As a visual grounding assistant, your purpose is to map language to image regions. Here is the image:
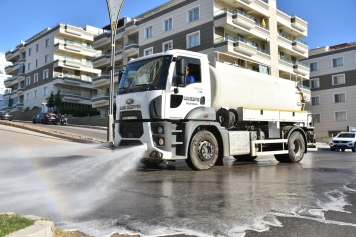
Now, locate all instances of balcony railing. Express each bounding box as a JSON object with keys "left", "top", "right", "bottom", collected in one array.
[
  {"left": 214, "top": 36, "right": 258, "bottom": 48},
  {"left": 257, "top": 47, "right": 270, "bottom": 55},
  {"left": 115, "top": 47, "right": 124, "bottom": 53},
  {"left": 235, "top": 9, "right": 255, "bottom": 21},
  {"left": 92, "top": 93, "right": 109, "bottom": 99},
  {"left": 53, "top": 90, "right": 92, "bottom": 99},
  {"left": 125, "top": 40, "right": 138, "bottom": 47},
  {"left": 296, "top": 61, "right": 309, "bottom": 68},
  {"left": 295, "top": 38, "right": 308, "bottom": 46},
  {"left": 93, "top": 51, "right": 111, "bottom": 58},
  {"left": 93, "top": 72, "right": 110, "bottom": 79},
  {"left": 279, "top": 56, "right": 293, "bottom": 64},
  {"left": 278, "top": 32, "right": 292, "bottom": 41},
  {"left": 54, "top": 74, "right": 92, "bottom": 82},
  {"left": 255, "top": 22, "right": 269, "bottom": 31}
]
